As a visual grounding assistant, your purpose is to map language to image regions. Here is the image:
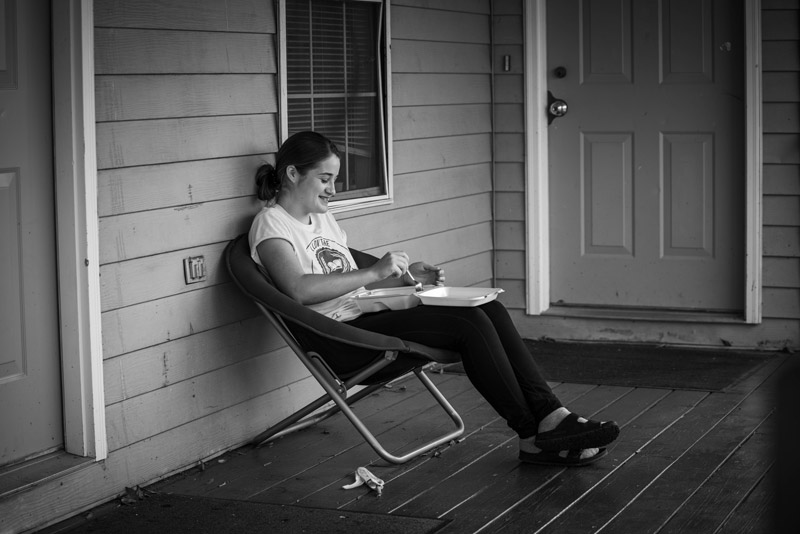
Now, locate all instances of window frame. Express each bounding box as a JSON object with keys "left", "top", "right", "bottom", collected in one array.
[{"left": 277, "top": 0, "right": 394, "bottom": 212}]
